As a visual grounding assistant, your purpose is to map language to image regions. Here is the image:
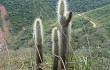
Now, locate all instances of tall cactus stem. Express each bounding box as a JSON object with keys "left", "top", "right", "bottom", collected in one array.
[
  {"left": 57, "top": 0, "right": 72, "bottom": 69},
  {"left": 33, "top": 18, "right": 43, "bottom": 70}
]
